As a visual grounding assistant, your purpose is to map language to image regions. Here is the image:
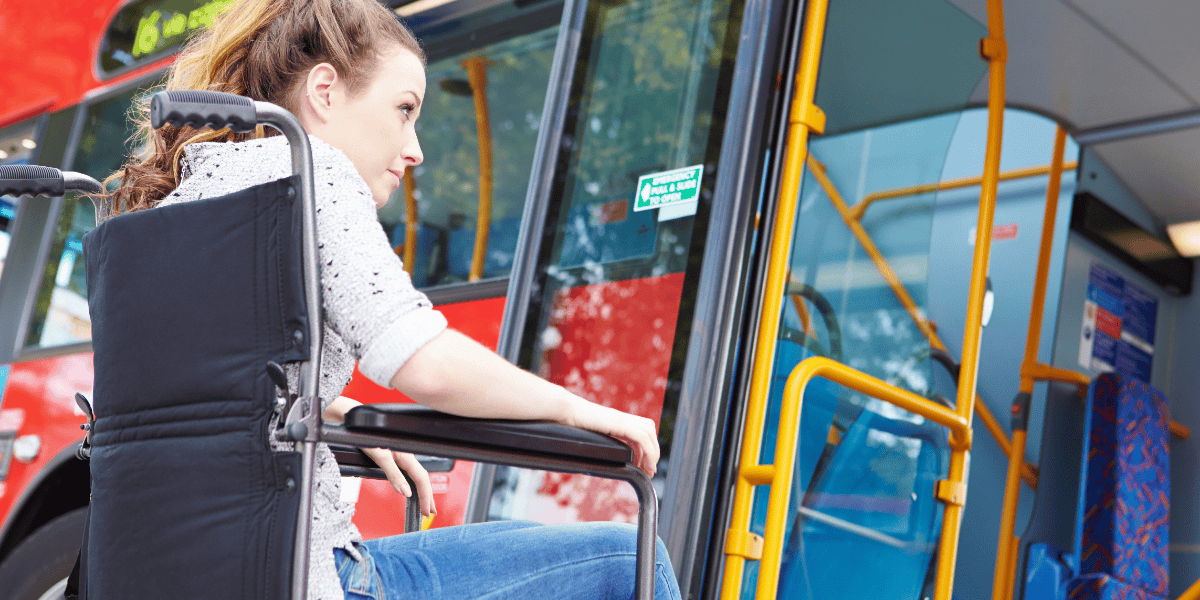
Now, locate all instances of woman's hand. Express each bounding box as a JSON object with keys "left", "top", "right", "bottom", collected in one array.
[
  {"left": 323, "top": 396, "right": 435, "bottom": 516},
  {"left": 360, "top": 447, "right": 437, "bottom": 517},
  {"left": 565, "top": 398, "right": 660, "bottom": 477}
]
